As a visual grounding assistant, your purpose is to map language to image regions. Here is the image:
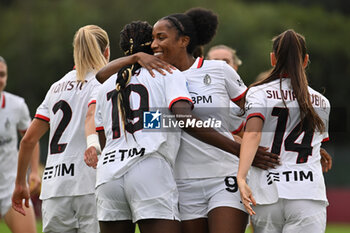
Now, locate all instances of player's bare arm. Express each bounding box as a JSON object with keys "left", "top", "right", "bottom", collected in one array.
[
  {"left": 13, "top": 119, "right": 49, "bottom": 215},
  {"left": 96, "top": 52, "right": 175, "bottom": 83},
  {"left": 171, "top": 100, "right": 279, "bottom": 169}
]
